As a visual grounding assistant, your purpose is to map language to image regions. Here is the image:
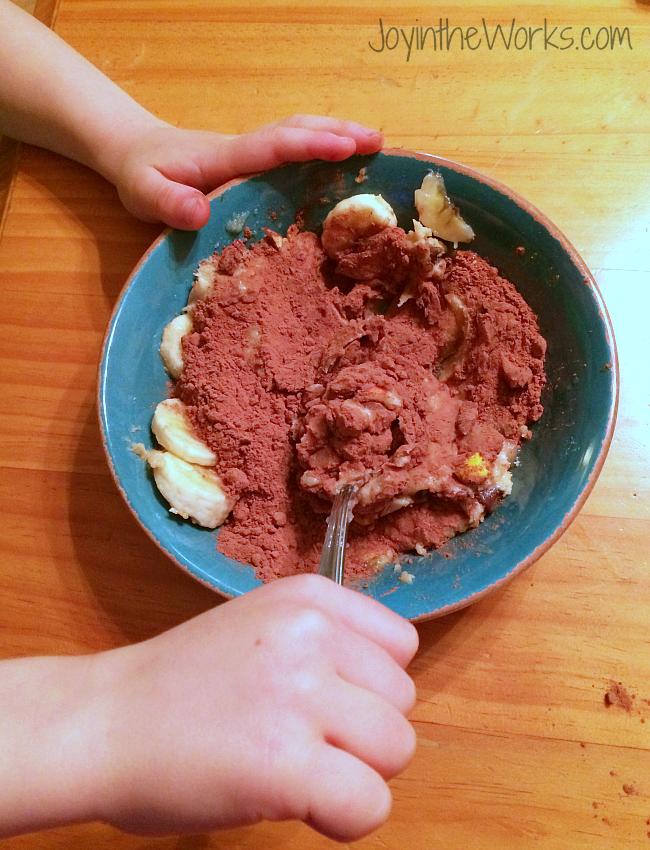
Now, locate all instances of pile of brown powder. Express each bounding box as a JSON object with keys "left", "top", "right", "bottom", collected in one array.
[{"left": 176, "top": 224, "right": 546, "bottom": 582}]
